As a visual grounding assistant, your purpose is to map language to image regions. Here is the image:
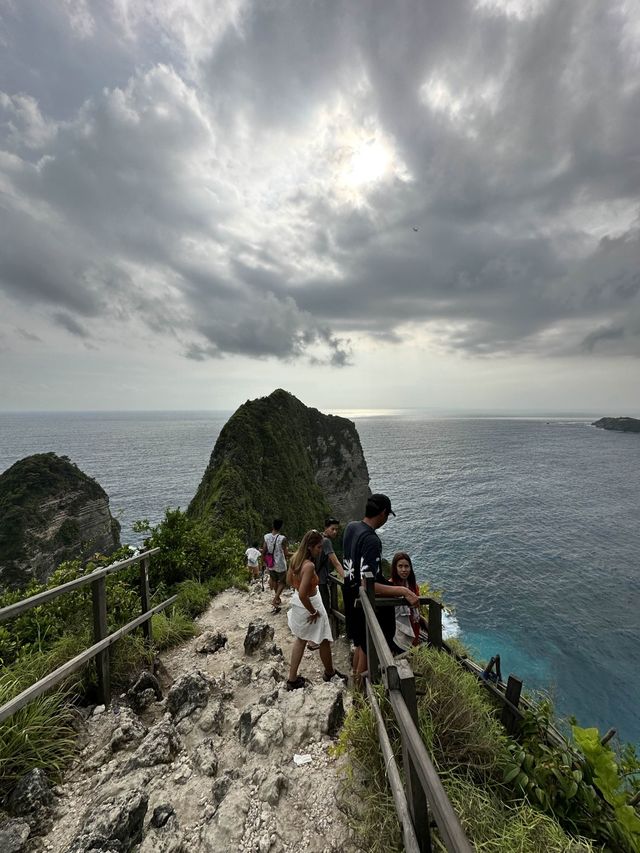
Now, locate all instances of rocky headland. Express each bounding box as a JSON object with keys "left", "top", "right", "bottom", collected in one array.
[
  {"left": 0, "top": 584, "right": 355, "bottom": 853},
  {"left": 592, "top": 416, "right": 640, "bottom": 433},
  {"left": 188, "top": 390, "right": 370, "bottom": 542},
  {"left": 0, "top": 453, "right": 121, "bottom": 592}
]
